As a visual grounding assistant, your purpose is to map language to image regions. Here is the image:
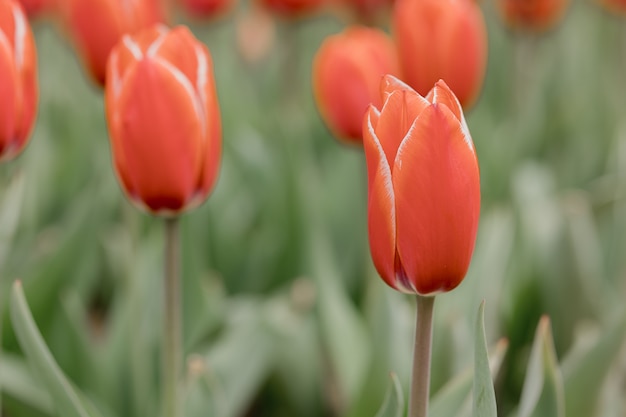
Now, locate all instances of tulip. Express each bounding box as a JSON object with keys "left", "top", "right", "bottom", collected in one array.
[
  {"left": 105, "top": 24, "right": 221, "bottom": 216},
  {"left": 18, "top": 0, "right": 55, "bottom": 17},
  {"left": 60, "top": 0, "right": 165, "bottom": 86},
  {"left": 598, "top": 0, "right": 626, "bottom": 15},
  {"left": 0, "top": 0, "right": 38, "bottom": 161},
  {"left": 177, "top": 0, "right": 235, "bottom": 19},
  {"left": 393, "top": 0, "right": 487, "bottom": 109},
  {"left": 313, "top": 26, "right": 398, "bottom": 144},
  {"left": 337, "top": 0, "right": 393, "bottom": 25},
  {"left": 496, "top": 0, "right": 569, "bottom": 31},
  {"left": 258, "top": 0, "right": 325, "bottom": 18},
  {"left": 363, "top": 75, "right": 480, "bottom": 295}
]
